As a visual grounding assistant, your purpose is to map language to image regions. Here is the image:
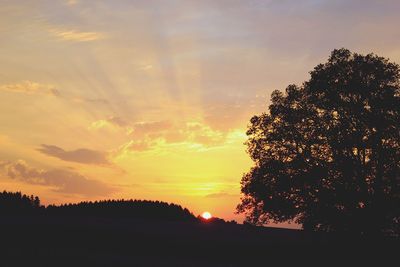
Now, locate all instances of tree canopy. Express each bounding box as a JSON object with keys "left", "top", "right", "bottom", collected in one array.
[{"left": 237, "top": 48, "right": 400, "bottom": 236}]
